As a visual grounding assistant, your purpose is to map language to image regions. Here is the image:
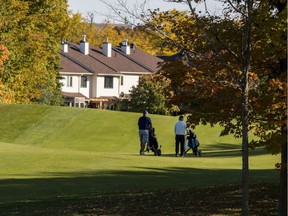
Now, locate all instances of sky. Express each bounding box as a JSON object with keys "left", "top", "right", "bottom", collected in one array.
[{"left": 67, "top": 0, "right": 223, "bottom": 23}]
